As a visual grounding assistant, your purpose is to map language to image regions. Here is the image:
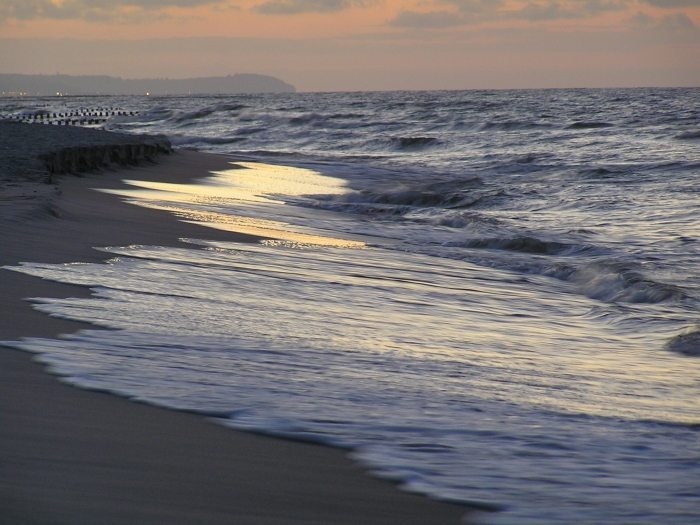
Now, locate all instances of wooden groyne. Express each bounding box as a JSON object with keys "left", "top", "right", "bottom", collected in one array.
[
  {"left": 40, "top": 141, "right": 172, "bottom": 179},
  {"left": 1, "top": 107, "right": 139, "bottom": 128},
  {"left": 0, "top": 121, "right": 172, "bottom": 184}
]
